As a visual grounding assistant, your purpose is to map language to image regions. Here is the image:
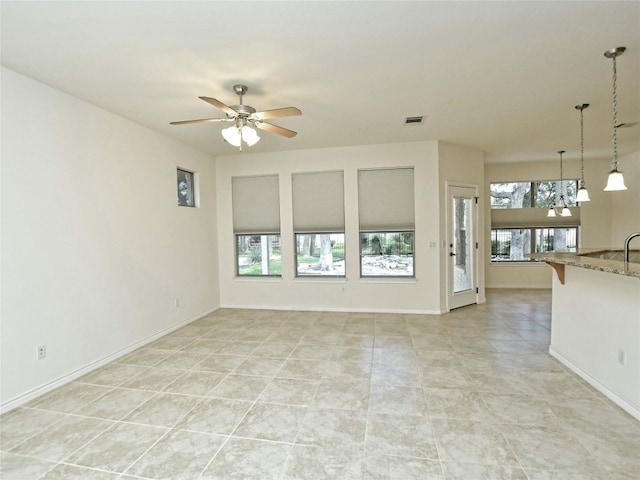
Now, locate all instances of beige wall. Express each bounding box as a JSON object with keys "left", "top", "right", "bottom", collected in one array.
[
  {"left": 438, "top": 142, "right": 486, "bottom": 307},
  {"left": 1, "top": 68, "right": 220, "bottom": 411},
  {"left": 216, "top": 142, "right": 442, "bottom": 313},
  {"left": 610, "top": 151, "right": 640, "bottom": 246}
]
